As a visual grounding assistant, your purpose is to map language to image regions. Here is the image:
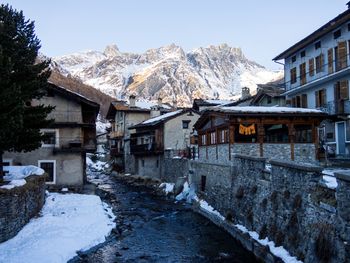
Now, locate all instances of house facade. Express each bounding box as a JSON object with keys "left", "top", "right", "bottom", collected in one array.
[
  {"left": 128, "top": 109, "right": 200, "bottom": 179},
  {"left": 273, "top": 5, "right": 350, "bottom": 156},
  {"left": 194, "top": 106, "right": 326, "bottom": 164},
  {"left": 4, "top": 82, "right": 100, "bottom": 188},
  {"left": 106, "top": 95, "right": 172, "bottom": 172}
]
